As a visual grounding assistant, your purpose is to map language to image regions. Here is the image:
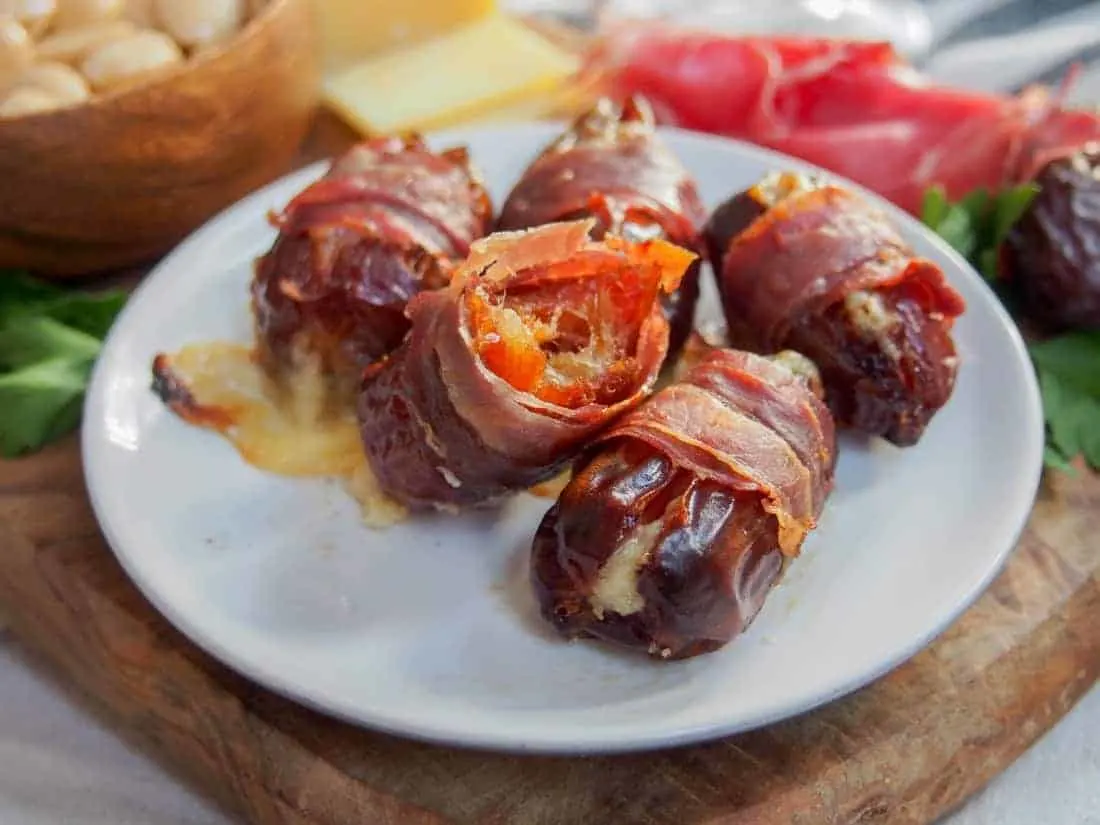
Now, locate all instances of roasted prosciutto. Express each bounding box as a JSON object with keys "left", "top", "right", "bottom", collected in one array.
[
  {"left": 531, "top": 345, "right": 836, "bottom": 660},
  {"left": 496, "top": 96, "right": 706, "bottom": 359},
  {"left": 704, "top": 172, "right": 966, "bottom": 446},
  {"left": 251, "top": 135, "right": 493, "bottom": 397},
  {"left": 357, "top": 220, "right": 696, "bottom": 510}
]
